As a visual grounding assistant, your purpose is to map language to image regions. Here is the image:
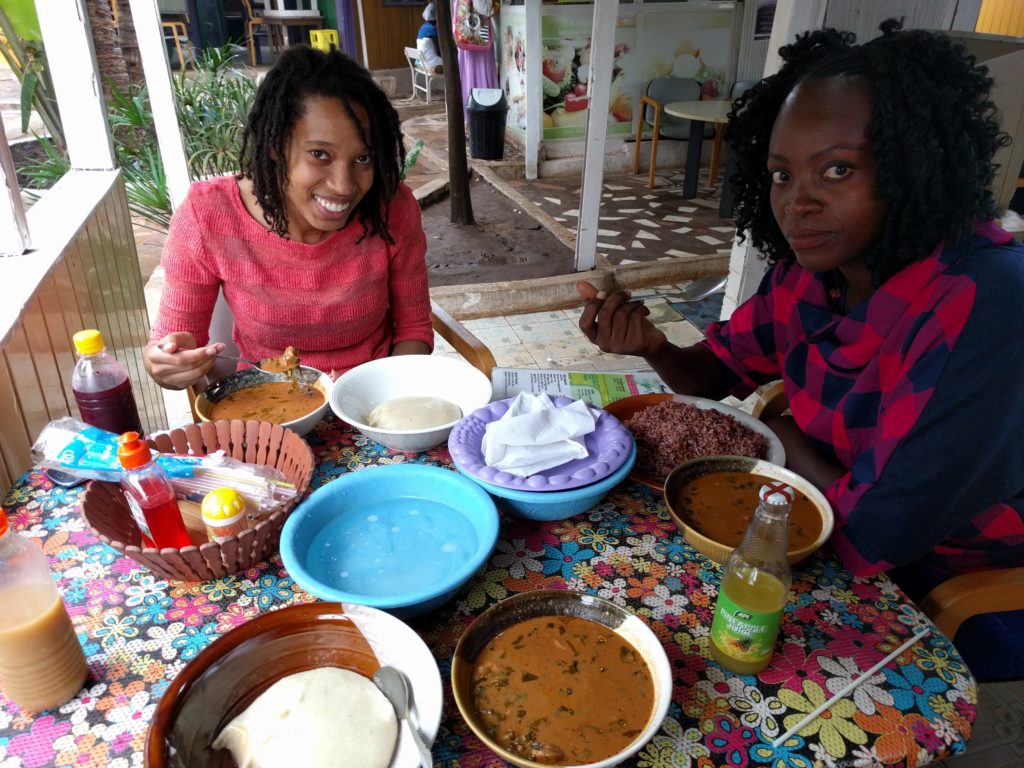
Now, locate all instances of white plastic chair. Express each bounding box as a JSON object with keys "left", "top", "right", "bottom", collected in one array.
[{"left": 404, "top": 46, "right": 443, "bottom": 104}]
